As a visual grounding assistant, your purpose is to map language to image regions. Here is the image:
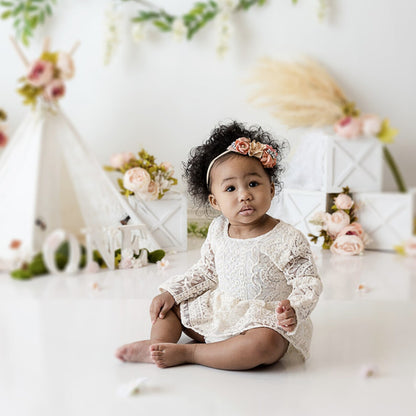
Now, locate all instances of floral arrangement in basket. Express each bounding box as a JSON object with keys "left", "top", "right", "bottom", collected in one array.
[
  {"left": 0, "top": 109, "right": 8, "bottom": 148},
  {"left": 248, "top": 58, "right": 407, "bottom": 192},
  {"left": 104, "top": 149, "right": 178, "bottom": 200},
  {"left": 308, "top": 187, "right": 369, "bottom": 256},
  {"left": 14, "top": 38, "right": 78, "bottom": 107}
]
